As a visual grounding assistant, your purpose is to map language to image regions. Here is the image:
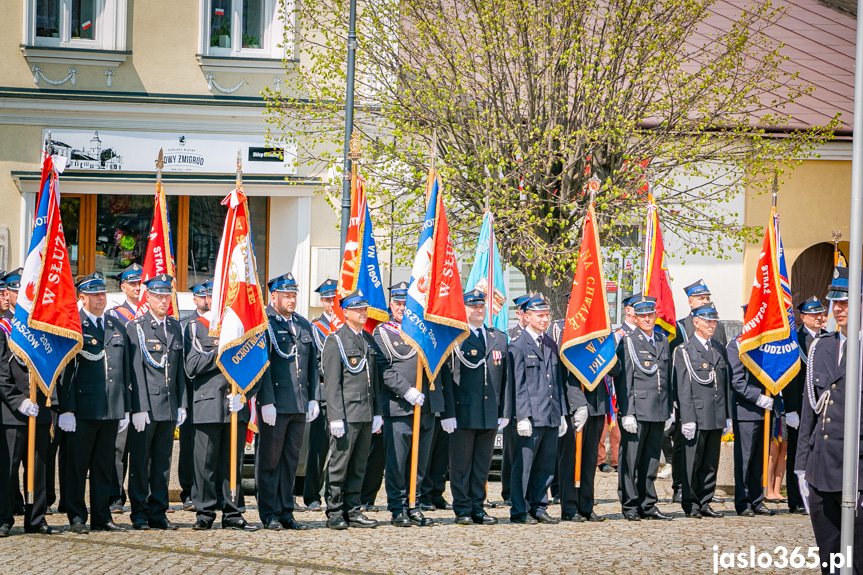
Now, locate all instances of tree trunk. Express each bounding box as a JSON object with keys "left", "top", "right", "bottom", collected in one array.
[{"left": 522, "top": 272, "right": 569, "bottom": 322}]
